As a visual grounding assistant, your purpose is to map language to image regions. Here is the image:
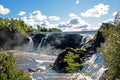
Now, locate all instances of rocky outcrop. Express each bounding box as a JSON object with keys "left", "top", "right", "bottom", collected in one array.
[
  {"left": 53, "top": 26, "right": 106, "bottom": 73},
  {"left": 32, "top": 34, "right": 45, "bottom": 49},
  {"left": 43, "top": 34, "right": 82, "bottom": 49},
  {"left": 82, "top": 30, "right": 105, "bottom": 52},
  {"left": 53, "top": 48, "right": 86, "bottom": 73},
  {"left": 27, "top": 68, "right": 45, "bottom": 73}
]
